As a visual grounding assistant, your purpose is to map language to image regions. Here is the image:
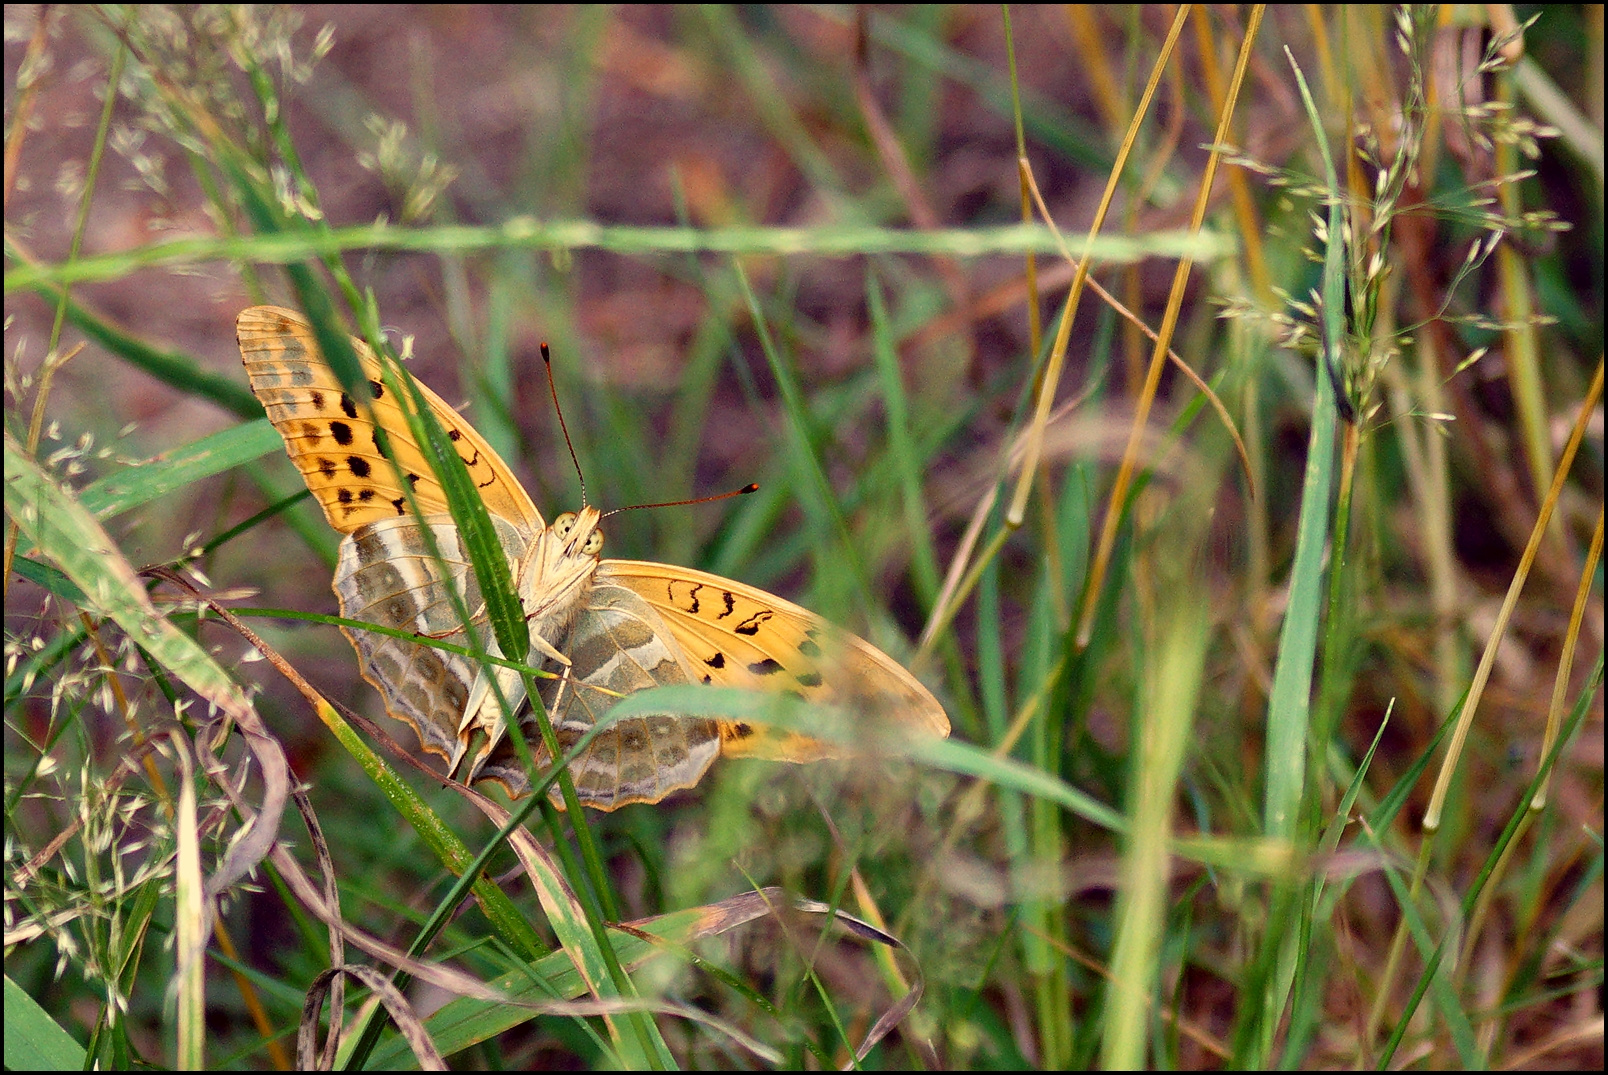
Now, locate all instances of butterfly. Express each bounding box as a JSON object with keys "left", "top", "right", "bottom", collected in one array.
[{"left": 237, "top": 305, "right": 949, "bottom": 809}]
